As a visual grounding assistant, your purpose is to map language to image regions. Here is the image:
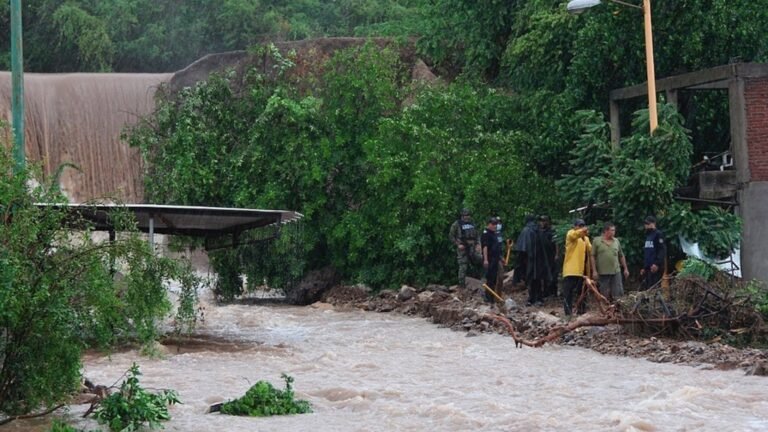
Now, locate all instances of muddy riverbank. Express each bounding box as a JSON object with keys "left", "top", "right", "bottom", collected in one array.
[
  {"left": 322, "top": 279, "right": 768, "bottom": 375},
  {"left": 6, "top": 280, "right": 768, "bottom": 432}
]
